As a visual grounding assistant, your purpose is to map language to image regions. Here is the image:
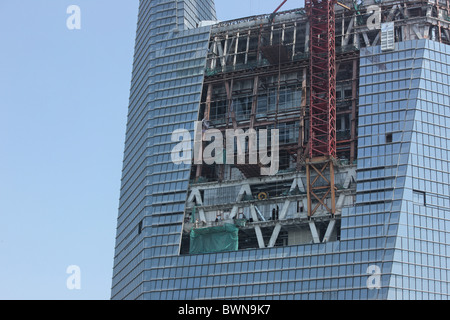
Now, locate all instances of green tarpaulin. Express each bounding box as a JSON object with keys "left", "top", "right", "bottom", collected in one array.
[{"left": 189, "top": 223, "right": 238, "bottom": 254}]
